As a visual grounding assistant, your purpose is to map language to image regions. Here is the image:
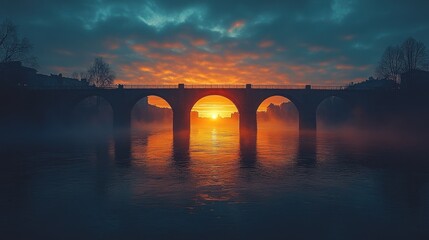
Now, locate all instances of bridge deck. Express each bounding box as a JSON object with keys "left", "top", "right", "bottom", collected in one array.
[{"left": 27, "top": 84, "right": 349, "bottom": 90}]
